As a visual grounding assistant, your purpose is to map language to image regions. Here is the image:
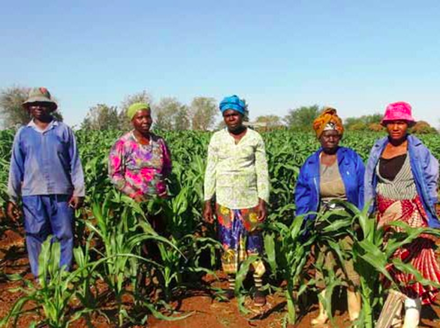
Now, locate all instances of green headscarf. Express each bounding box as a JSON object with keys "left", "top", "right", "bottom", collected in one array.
[{"left": 127, "top": 102, "right": 151, "bottom": 120}]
